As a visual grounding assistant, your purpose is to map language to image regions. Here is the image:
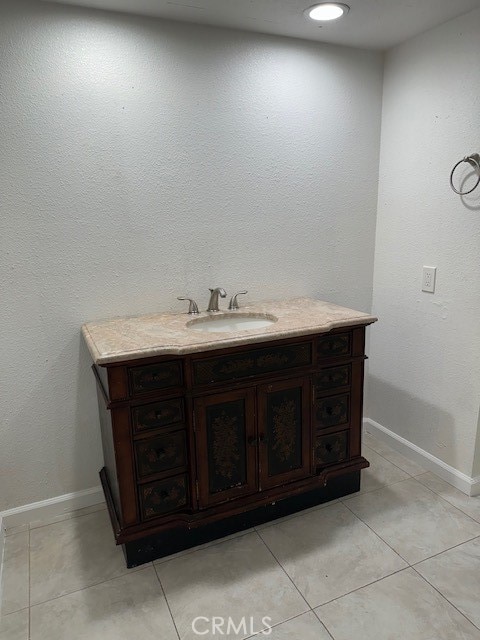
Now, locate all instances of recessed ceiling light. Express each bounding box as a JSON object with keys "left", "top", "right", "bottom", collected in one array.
[{"left": 304, "top": 3, "right": 350, "bottom": 22}]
